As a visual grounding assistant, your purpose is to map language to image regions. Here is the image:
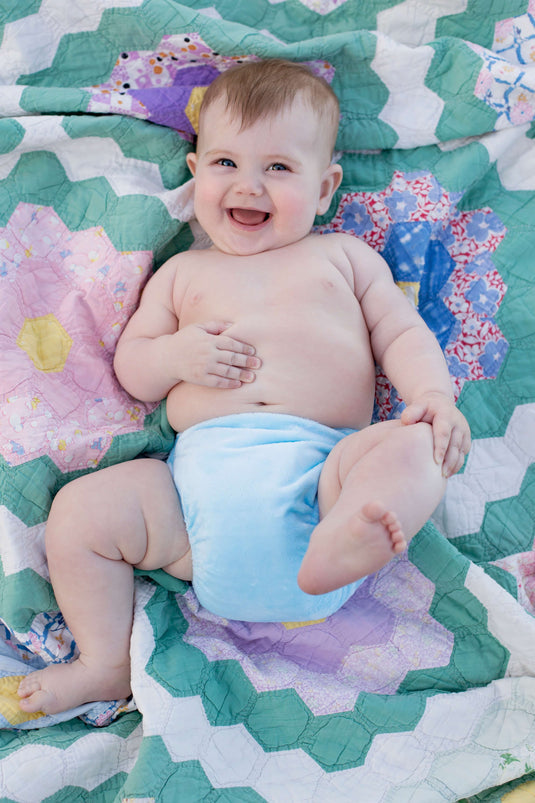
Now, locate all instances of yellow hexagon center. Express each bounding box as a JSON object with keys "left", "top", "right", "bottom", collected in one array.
[
  {"left": 17, "top": 314, "right": 73, "bottom": 373},
  {"left": 185, "top": 86, "right": 208, "bottom": 134}
]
